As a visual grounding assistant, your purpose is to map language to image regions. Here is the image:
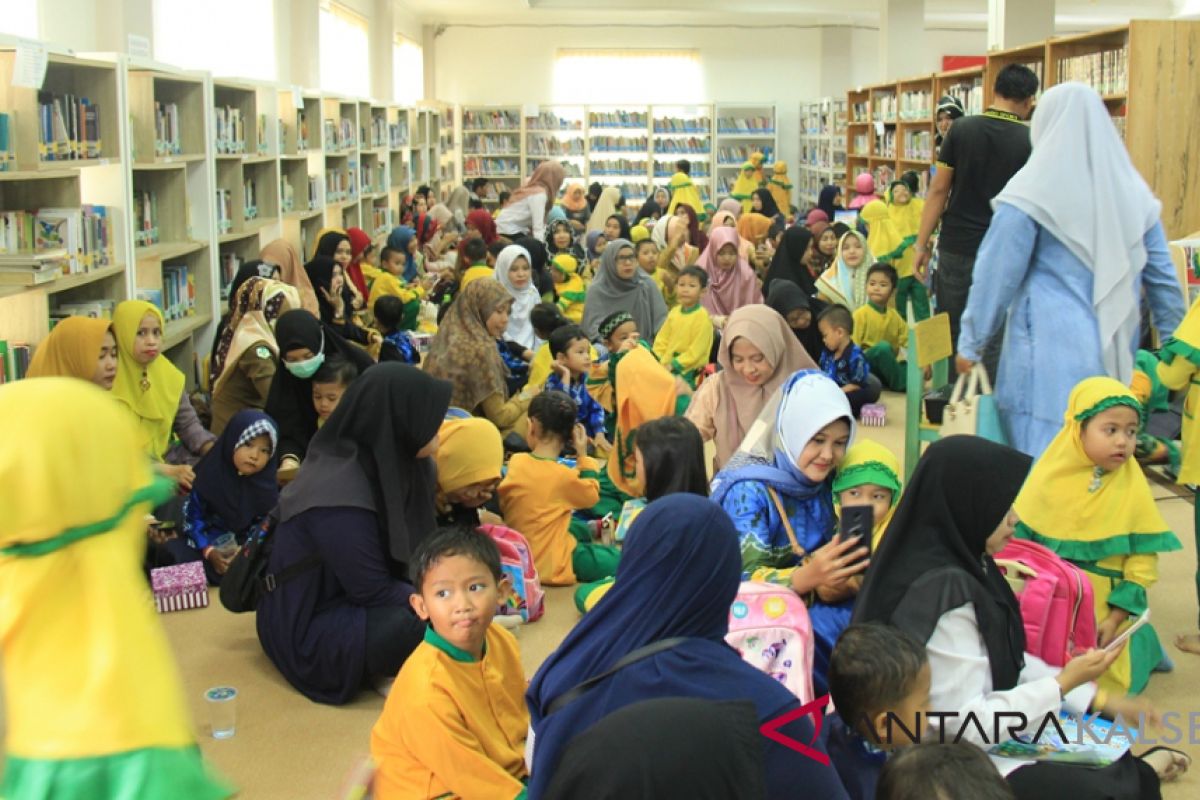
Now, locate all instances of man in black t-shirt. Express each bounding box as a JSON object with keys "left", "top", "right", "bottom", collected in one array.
[{"left": 914, "top": 65, "right": 1038, "bottom": 363}]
